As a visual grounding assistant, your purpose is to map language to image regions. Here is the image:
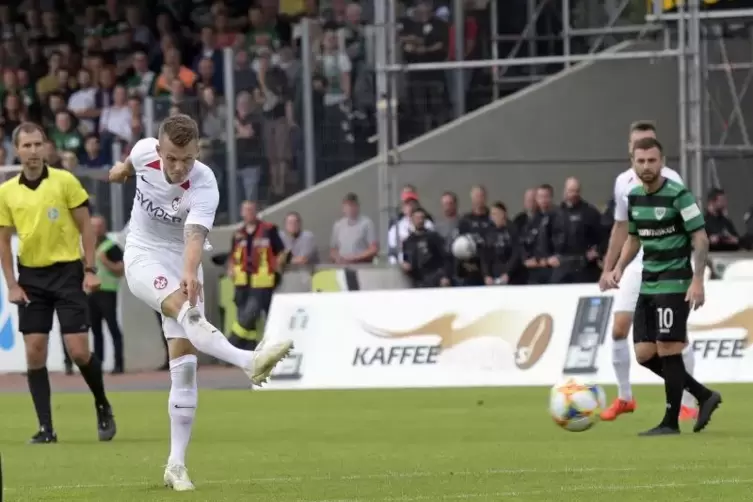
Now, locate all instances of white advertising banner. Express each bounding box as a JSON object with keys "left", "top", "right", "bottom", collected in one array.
[
  {"left": 261, "top": 281, "right": 753, "bottom": 390},
  {"left": 0, "top": 237, "right": 120, "bottom": 373}
]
